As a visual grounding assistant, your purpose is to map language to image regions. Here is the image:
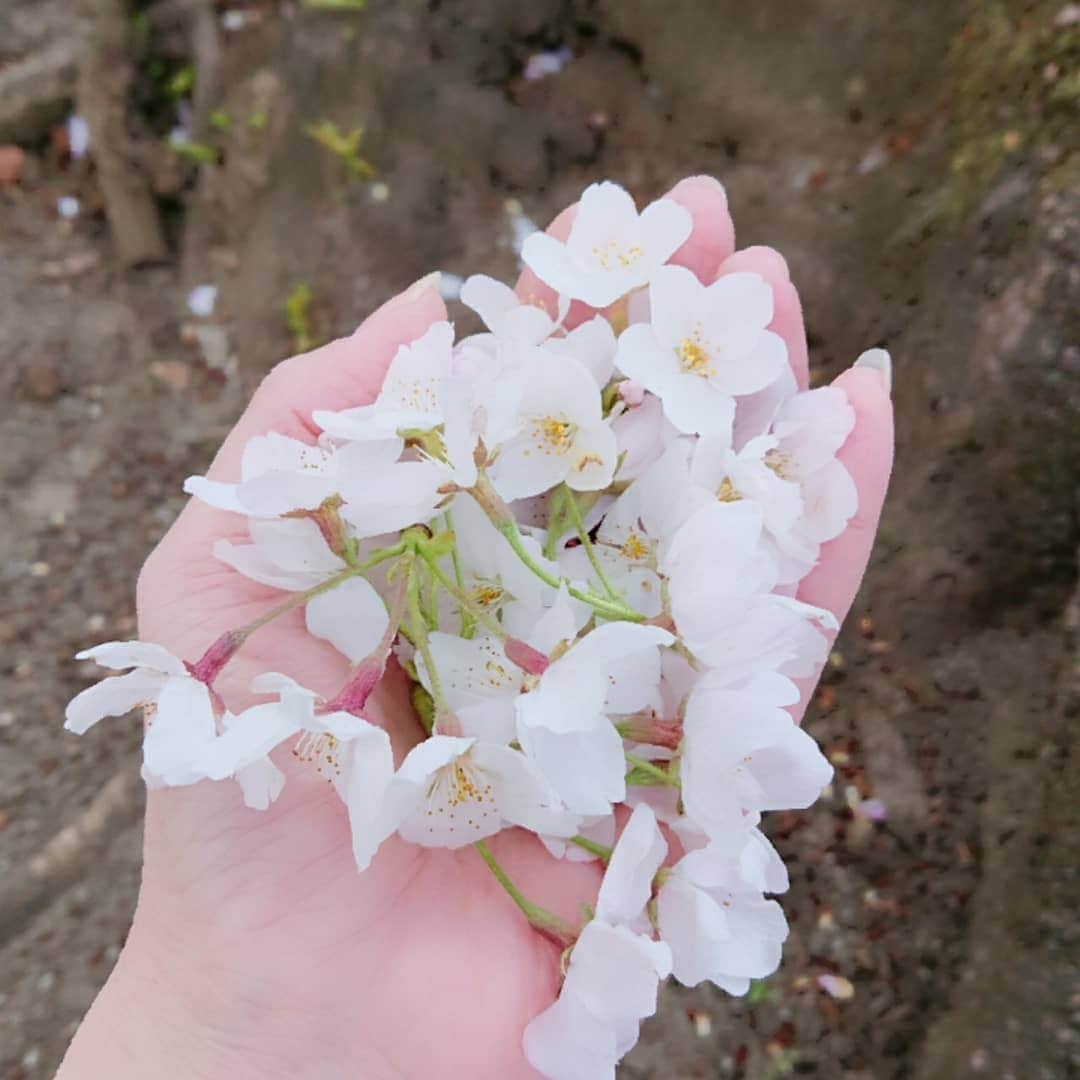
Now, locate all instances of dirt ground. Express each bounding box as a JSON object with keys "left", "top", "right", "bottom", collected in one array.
[{"left": 1, "top": 1, "right": 1078, "bottom": 1077}]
